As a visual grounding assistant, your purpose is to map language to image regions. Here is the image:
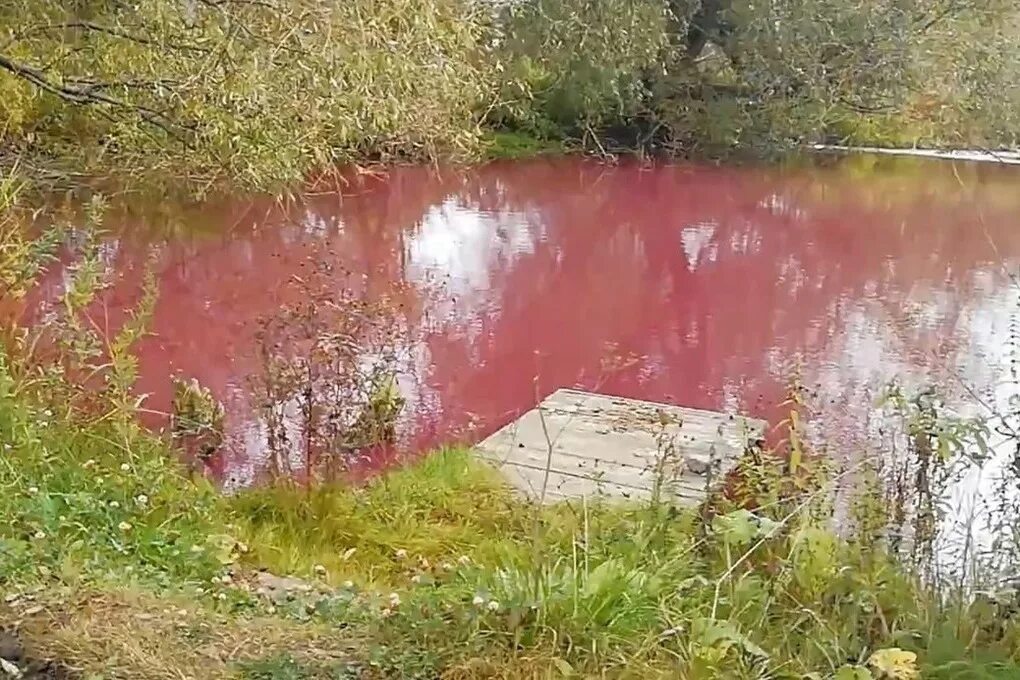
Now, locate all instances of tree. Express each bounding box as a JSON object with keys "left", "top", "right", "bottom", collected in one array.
[{"left": 0, "top": 0, "right": 490, "bottom": 190}]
